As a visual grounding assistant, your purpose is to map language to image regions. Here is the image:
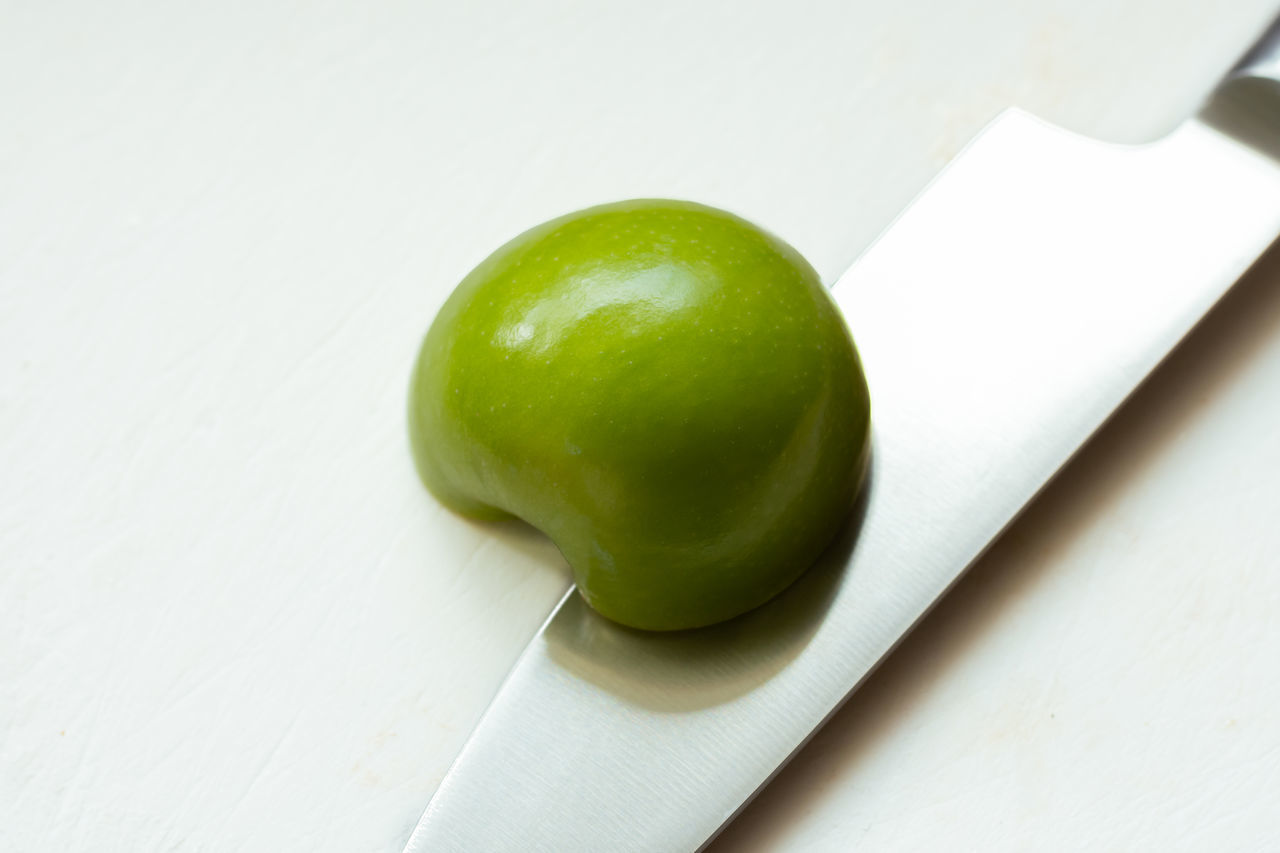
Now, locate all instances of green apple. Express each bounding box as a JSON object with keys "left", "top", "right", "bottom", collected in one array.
[{"left": 409, "top": 199, "right": 870, "bottom": 631}]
